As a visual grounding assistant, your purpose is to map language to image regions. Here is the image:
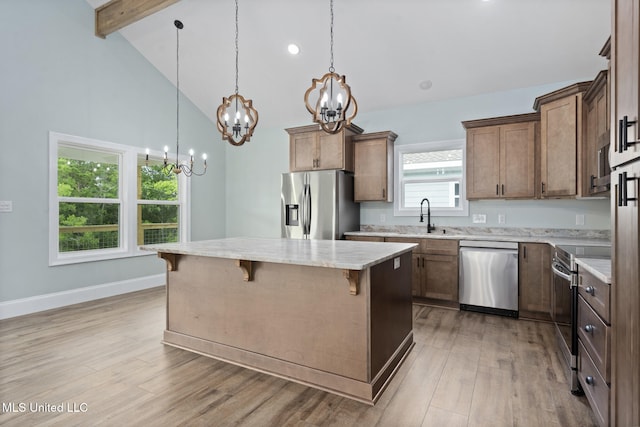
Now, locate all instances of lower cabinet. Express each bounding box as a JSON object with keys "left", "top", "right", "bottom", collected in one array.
[
  {"left": 386, "top": 237, "right": 459, "bottom": 306},
  {"left": 577, "top": 268, "right": 611, "bottom": 427},
  {"left": 518, "top": 243, "right": 552, "bottom": 320}
]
